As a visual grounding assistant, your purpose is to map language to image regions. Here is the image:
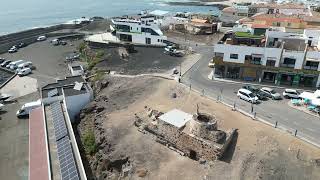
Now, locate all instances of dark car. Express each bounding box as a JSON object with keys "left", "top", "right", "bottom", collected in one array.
[
  {"left": 1, "top": 60, "right": 11, "bottom": 67},
  {"left": 0, "top": 57, "right": 5, "bottom": 64},
  {"left": 242, "top": 85, "right": 268, "bottom": 100},
  {"left": 18, "top": 42, "right": 27, "bottom": 48}
]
